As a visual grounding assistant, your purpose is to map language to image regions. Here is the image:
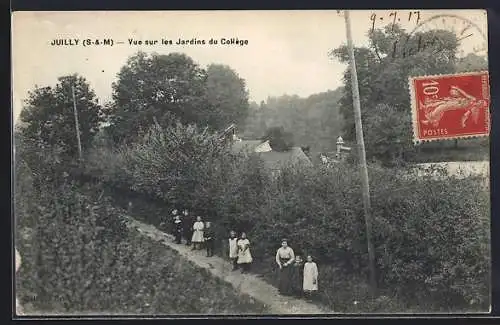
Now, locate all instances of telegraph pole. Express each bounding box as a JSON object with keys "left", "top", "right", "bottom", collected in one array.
[
  {"left": 71, "top": 85, "right": 83, "bottom": 161},
  {"left": 343, "top": 10, "right": 377, "bottom": 294}
]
